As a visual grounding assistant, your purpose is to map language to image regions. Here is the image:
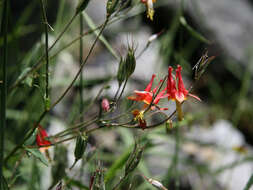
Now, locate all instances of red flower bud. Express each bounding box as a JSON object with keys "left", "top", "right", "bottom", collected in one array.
[
  {"left": 36, "top": 125, "right": 51, "bottom": 148},
  {"left": 101, "top": 98, "right": 110, "bottom": 112}
]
